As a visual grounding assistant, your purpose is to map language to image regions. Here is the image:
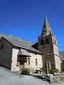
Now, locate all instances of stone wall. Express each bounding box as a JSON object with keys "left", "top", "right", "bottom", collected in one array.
[
  {"left": 0, "top": 38, "right": 12, "bottom": 69},
  {"left": 11, "top": 48, "right": 19, "bottom": 72},
  {"left": 53, "top": 43, "right": 61, "bottom": 71},
  {"left": 25, "top": 52, "right": 43, "bottom": 71},
  {"left": 54, "top": 55, "right": 61, "bottom": 71},
  {"left": 11, "top": 48, "right": 43, "bottom": 72},
  {"left": 53, "top": 73, "right": 64, "bottom": 83},
  {"left": 38, "top": 34, "right": 61, "bottom": 71}
]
